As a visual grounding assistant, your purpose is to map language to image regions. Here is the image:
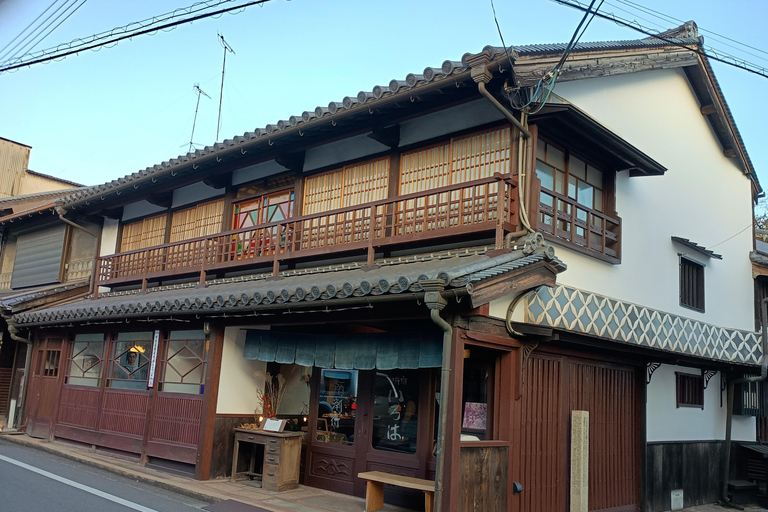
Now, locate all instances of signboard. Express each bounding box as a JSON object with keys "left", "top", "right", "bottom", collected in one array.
[
  {"left": 147, "top": 330, "right": 160, "bottom": 389},
  {"left": 670, "top": 489, "right": 684, "bottom": 510}
]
